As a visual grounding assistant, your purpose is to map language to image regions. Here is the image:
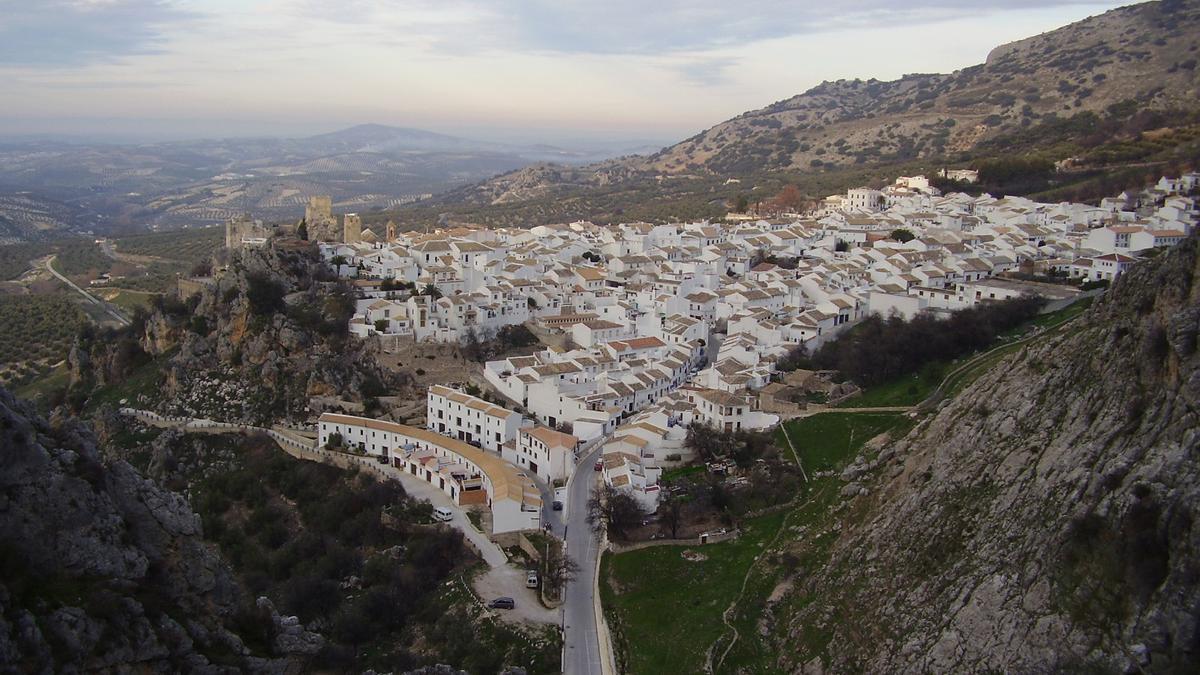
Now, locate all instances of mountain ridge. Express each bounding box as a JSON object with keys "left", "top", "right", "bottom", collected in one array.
[{"left": 439, "top": 0, "right": 1200, "bottom": 210}]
